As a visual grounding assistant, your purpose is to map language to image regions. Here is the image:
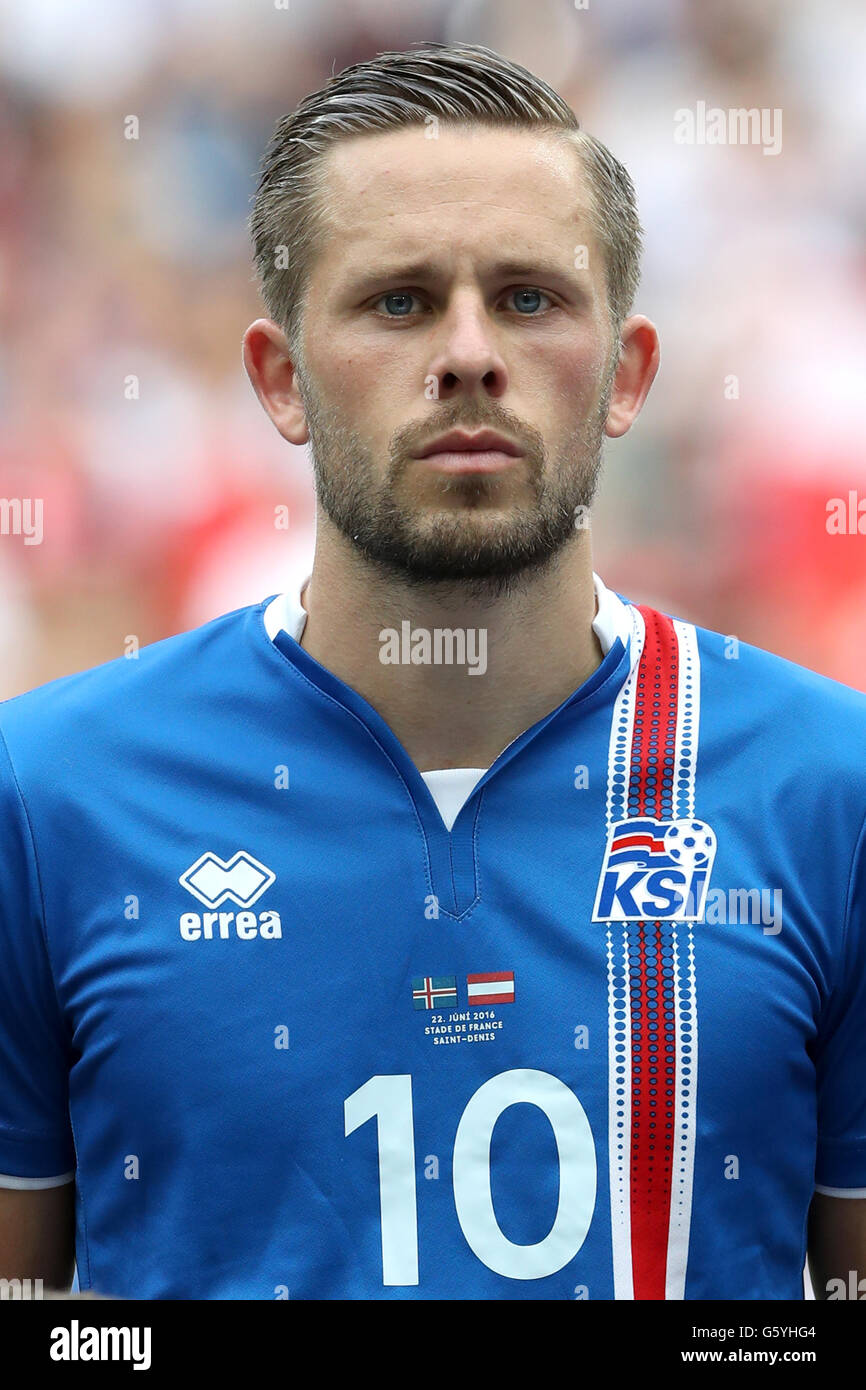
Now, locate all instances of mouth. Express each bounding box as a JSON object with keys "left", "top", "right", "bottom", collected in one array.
[
  {"left": 412, "top": 429, "right": 524, "bottom": 475},
  {"left": 419, "top": 449, "right": 523, "bottom": 475}
]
